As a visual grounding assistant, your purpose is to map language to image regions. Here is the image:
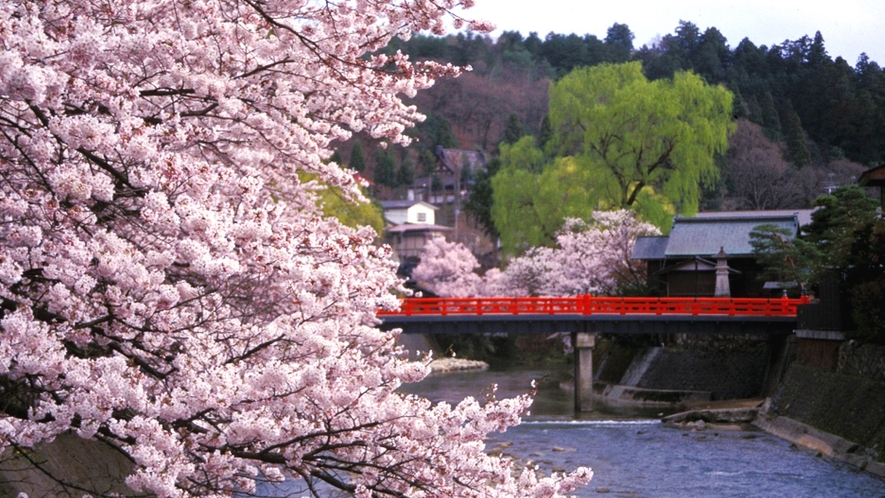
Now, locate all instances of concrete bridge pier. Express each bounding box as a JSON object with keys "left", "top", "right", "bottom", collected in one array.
[{"left": 573, "top": 332, "right": 596, "bottom": 412}]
